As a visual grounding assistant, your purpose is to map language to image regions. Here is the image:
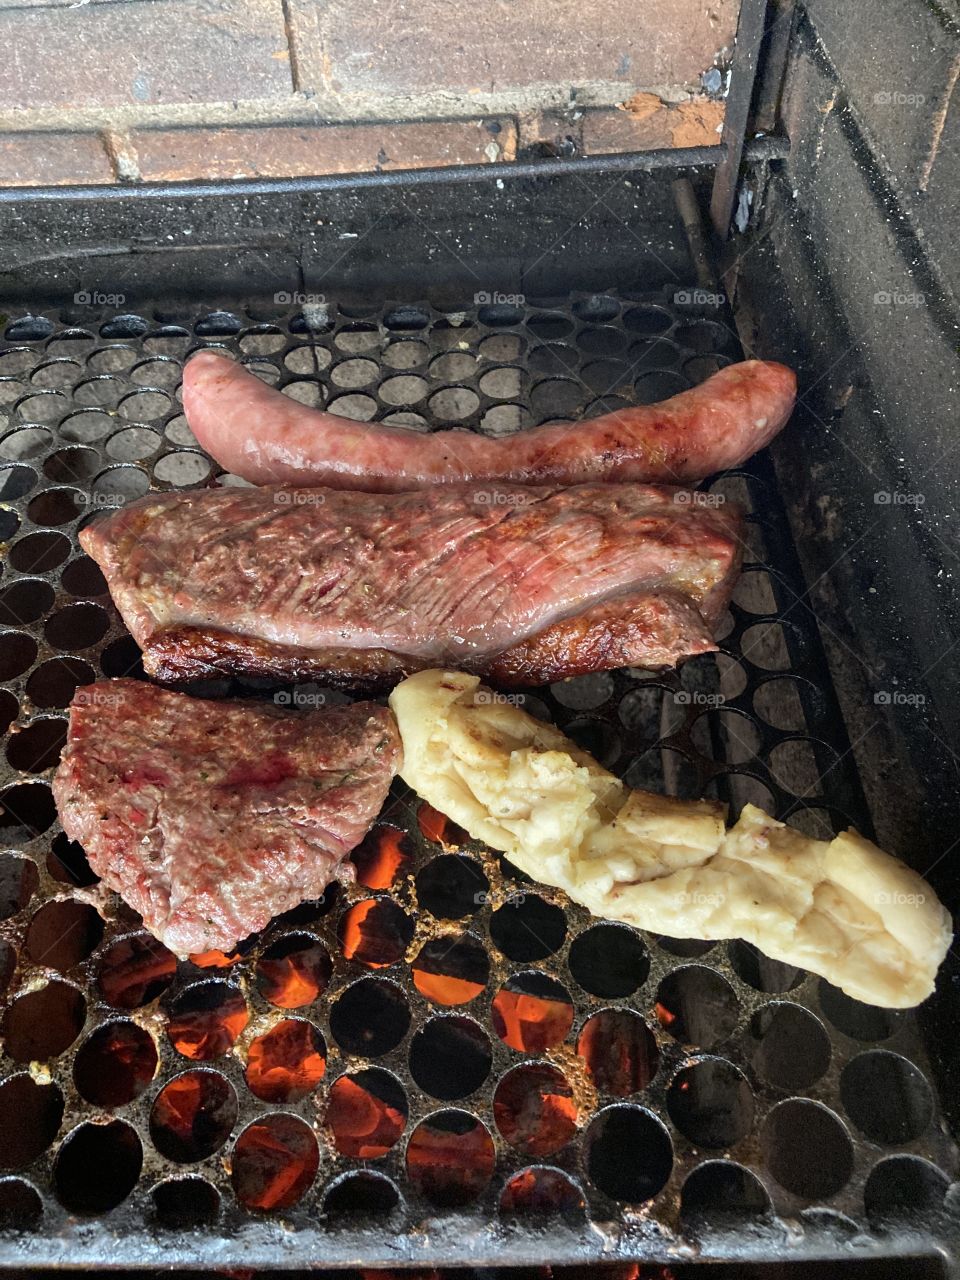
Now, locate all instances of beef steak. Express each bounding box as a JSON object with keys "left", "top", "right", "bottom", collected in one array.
[
  {"left": 81, "top": 482, "right": 744, "bottom": 686},
  {"left": 52, "top": 680, "right": 400, "bottom": 954}
]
